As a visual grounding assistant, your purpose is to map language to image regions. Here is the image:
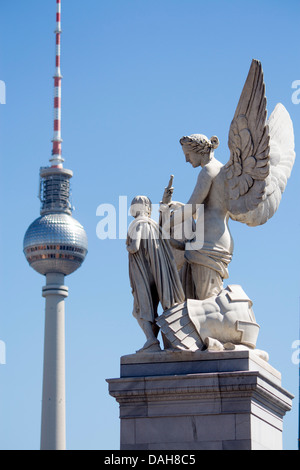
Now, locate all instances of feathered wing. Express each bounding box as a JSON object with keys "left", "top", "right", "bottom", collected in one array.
[{"left": 225, "top": 60, "right": 295, "bottom": 227}]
